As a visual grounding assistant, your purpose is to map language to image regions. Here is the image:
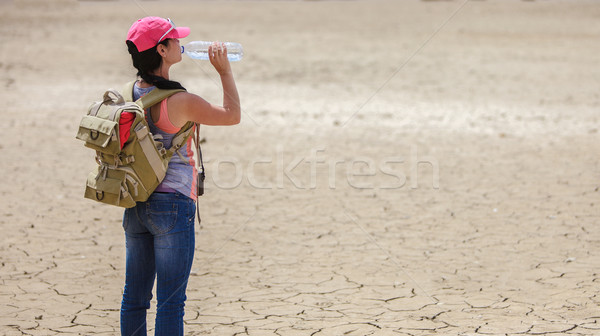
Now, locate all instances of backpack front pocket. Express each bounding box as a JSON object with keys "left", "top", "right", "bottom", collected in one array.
[
  {"left": 77, "top": 116, "right": 120, "bottom": 154},
  {"left": 84, "top": 170, "right": 136, "bottom": 208}
]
